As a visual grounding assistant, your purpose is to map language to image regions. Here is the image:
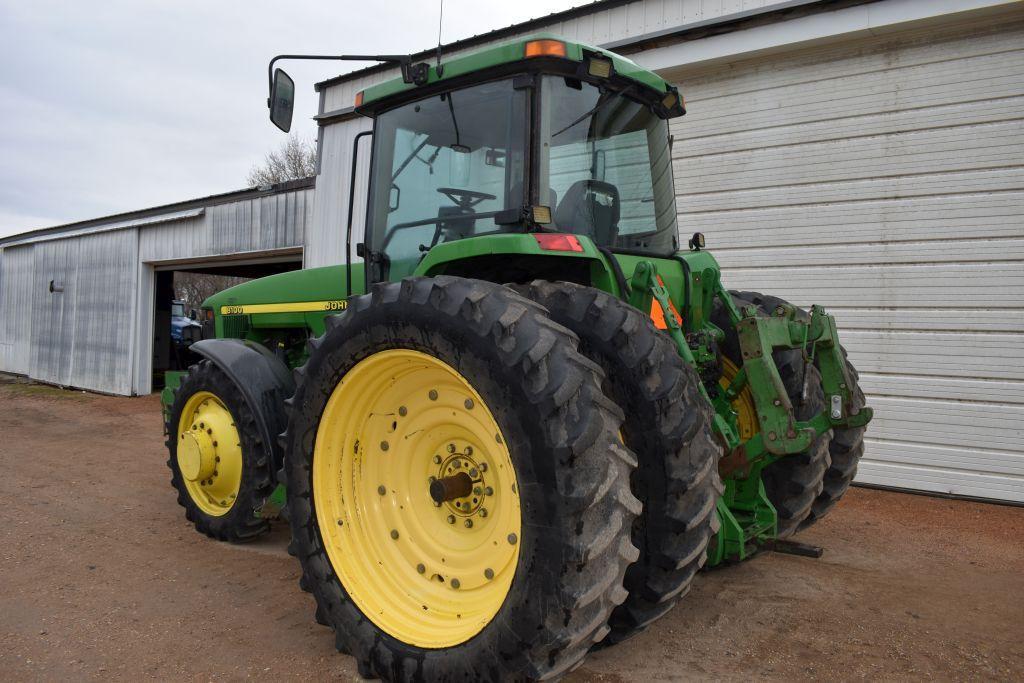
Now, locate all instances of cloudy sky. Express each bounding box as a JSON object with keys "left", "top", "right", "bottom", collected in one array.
[{"left": 0, "top": 0, "right": 590, "bottom": 238}]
